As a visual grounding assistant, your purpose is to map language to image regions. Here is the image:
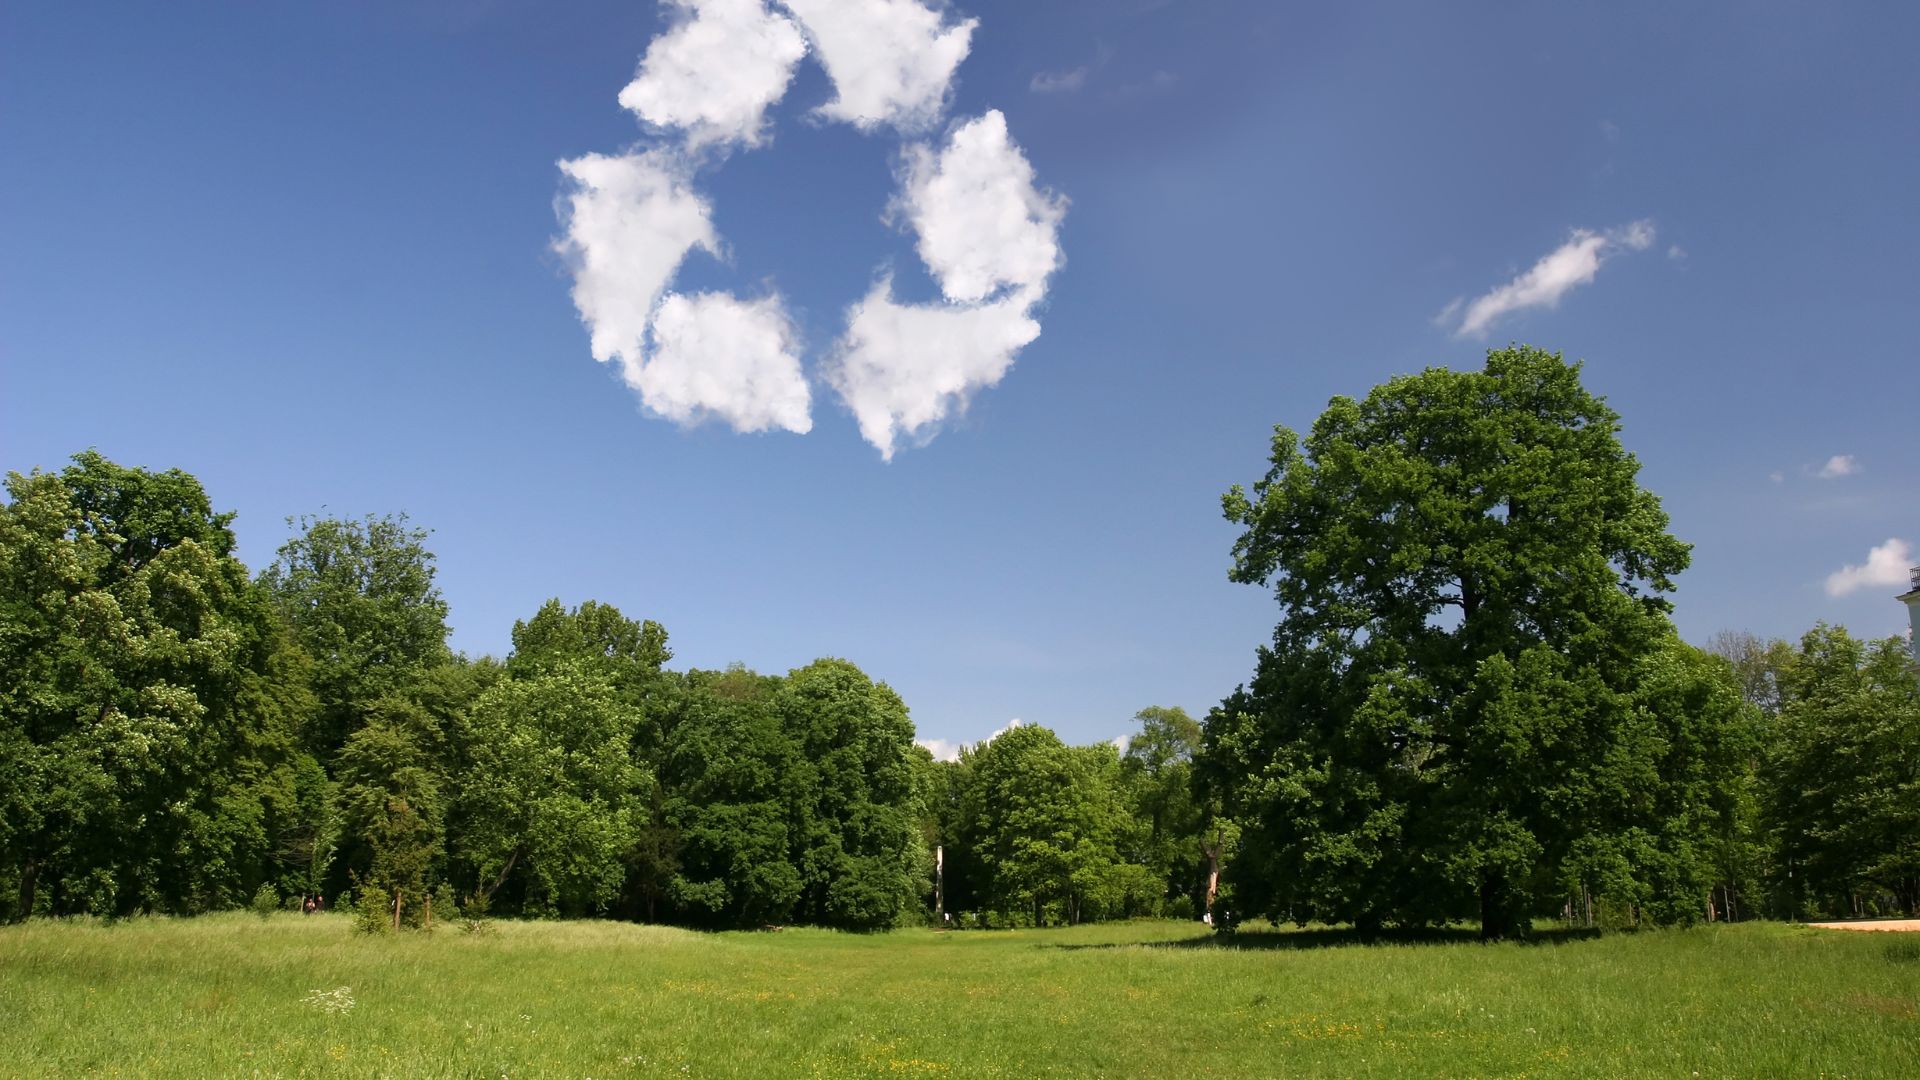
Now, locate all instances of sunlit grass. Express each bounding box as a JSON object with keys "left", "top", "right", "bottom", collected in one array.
[{"left": 1, "top": 914, "right": 1915, "bottom": 1077}]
